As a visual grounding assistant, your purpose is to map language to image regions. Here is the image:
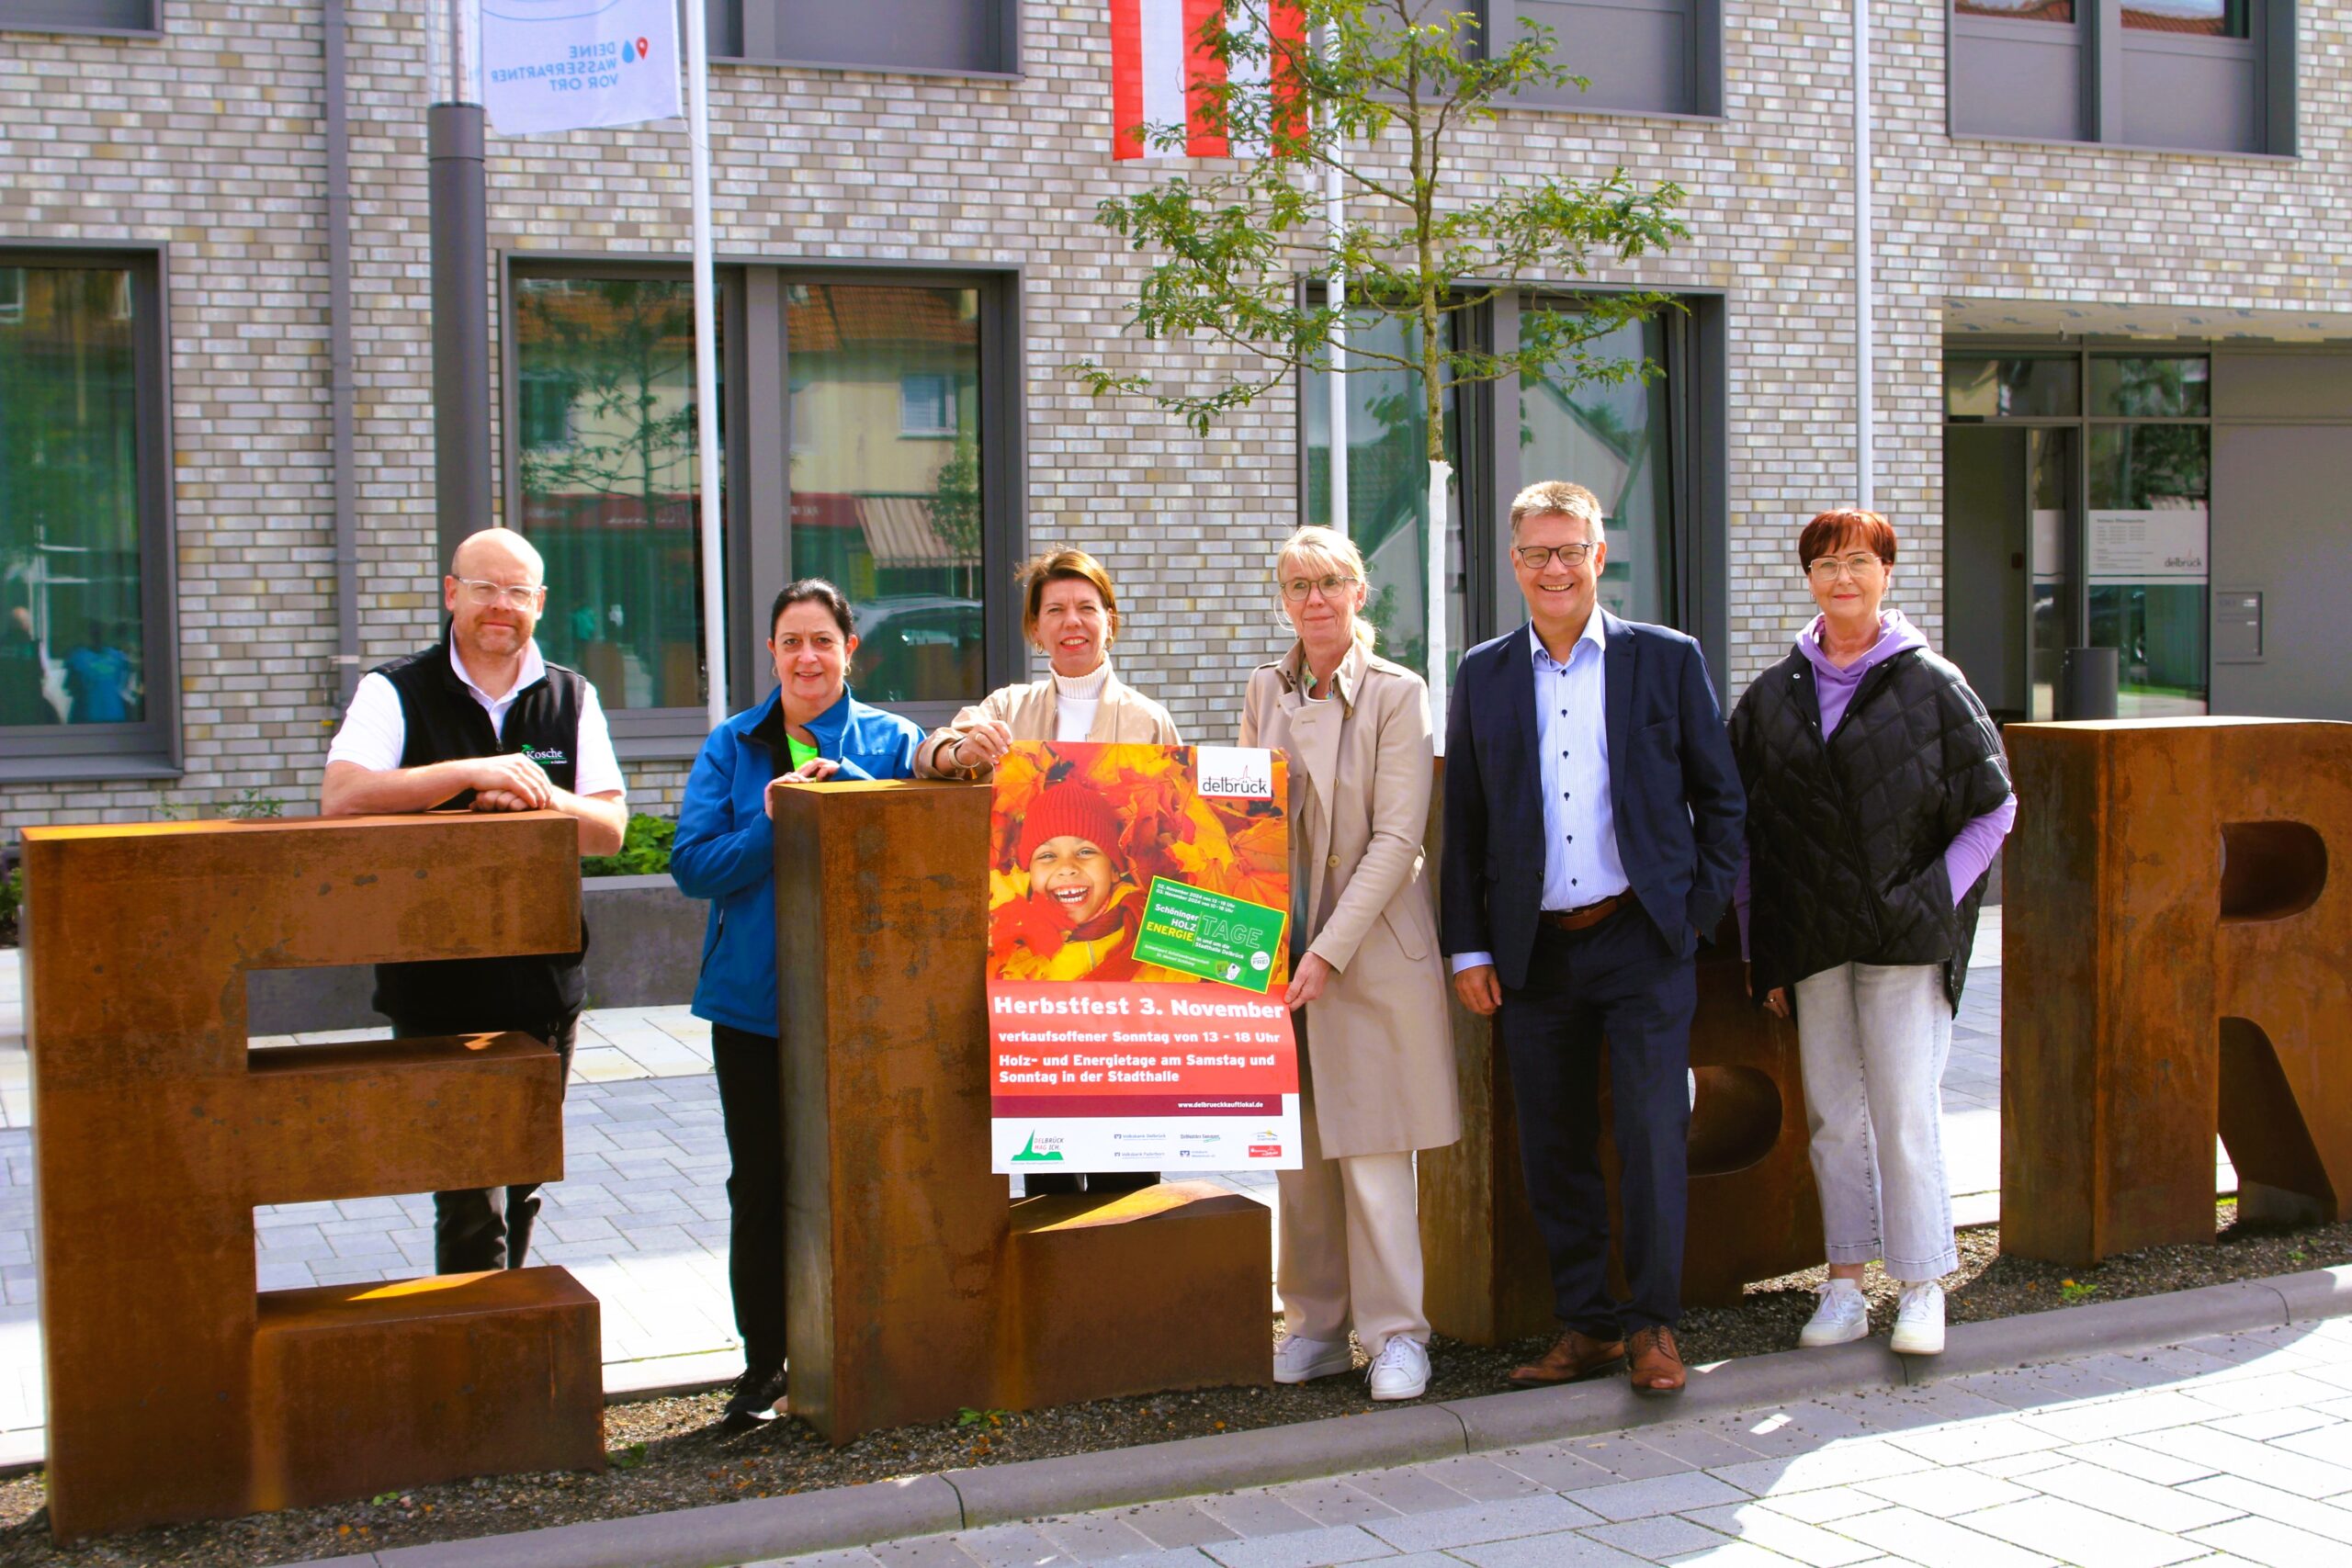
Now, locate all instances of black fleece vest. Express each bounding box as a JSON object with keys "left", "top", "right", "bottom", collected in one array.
[{"left": 368, "top": 636, "right": 591, "bottom": 1032}]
